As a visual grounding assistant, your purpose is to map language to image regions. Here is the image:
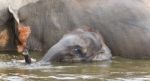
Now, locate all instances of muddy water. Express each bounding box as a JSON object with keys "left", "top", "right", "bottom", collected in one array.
[{"left": 0, "top": 52, "right": 150, "bottom": 81}]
